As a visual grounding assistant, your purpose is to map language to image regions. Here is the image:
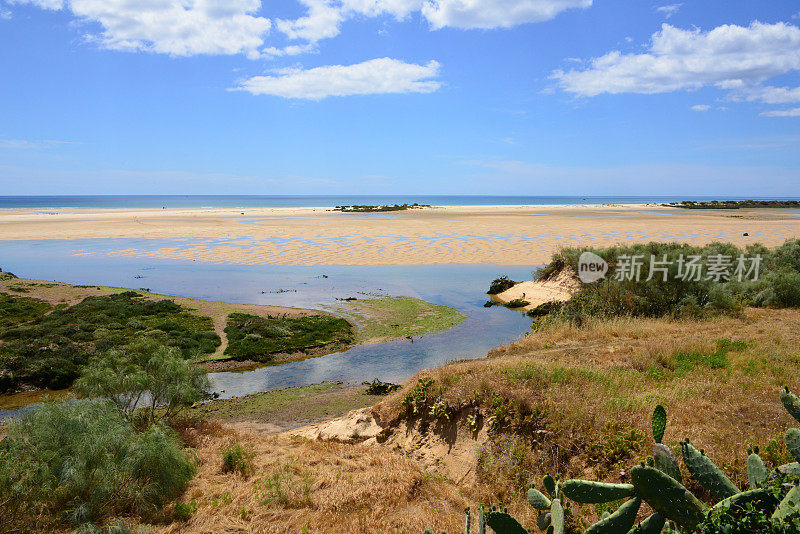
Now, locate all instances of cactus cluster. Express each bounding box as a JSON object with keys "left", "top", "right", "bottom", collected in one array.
[{"left": 446, "top": 388, "right": 800, "bottom": 534}]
